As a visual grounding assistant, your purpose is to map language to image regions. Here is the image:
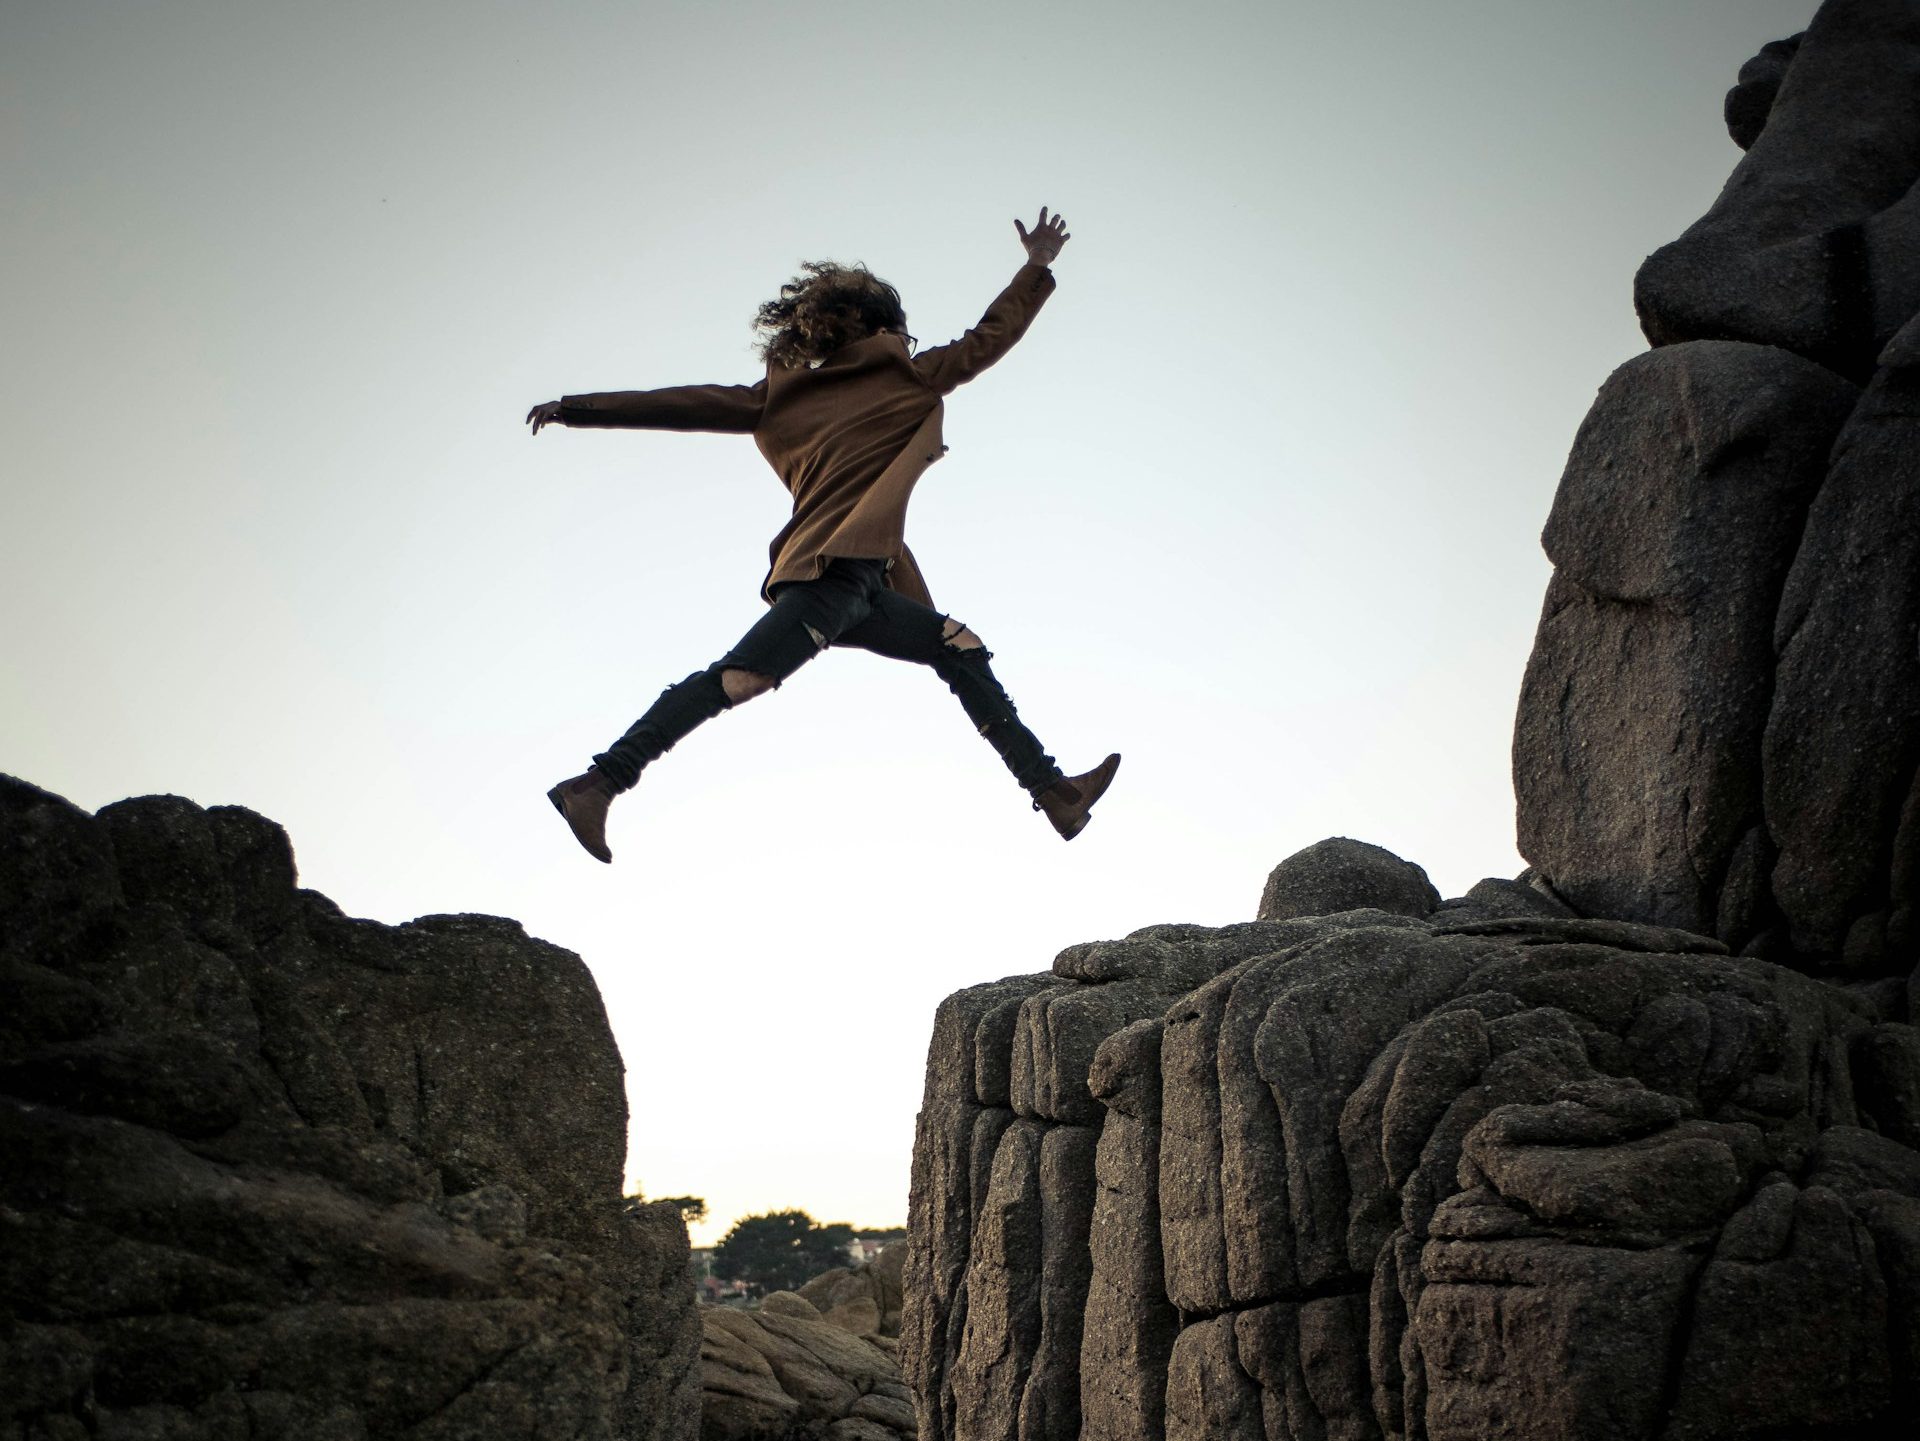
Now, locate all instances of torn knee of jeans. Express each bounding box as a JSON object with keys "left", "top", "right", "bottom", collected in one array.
[
  {"left": 941, "top": 618, "right": 986, "bottom": 651},
  {"left": 719, "top": 667, "right": 778, "bottom": 704},
  {"left": 804, "top": 623, "right": 828, "bottom": 650}
]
